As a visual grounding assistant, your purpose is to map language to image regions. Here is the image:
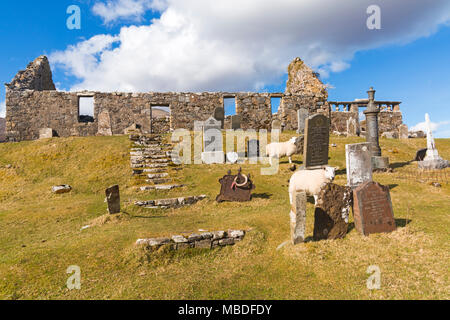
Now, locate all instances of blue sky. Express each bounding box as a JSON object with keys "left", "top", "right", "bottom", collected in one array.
[{"left": 1, "top": 0, "right": 449, "bottom": 137}]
